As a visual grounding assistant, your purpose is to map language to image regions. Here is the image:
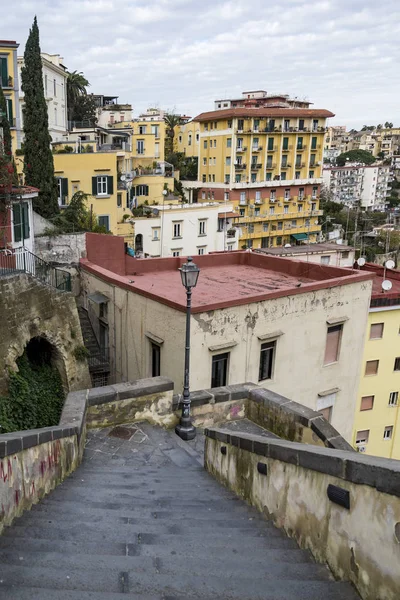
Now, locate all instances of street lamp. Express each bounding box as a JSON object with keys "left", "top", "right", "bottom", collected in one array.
[{"left": 175, "top": 256, "right": 200, "bottom": 441}]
